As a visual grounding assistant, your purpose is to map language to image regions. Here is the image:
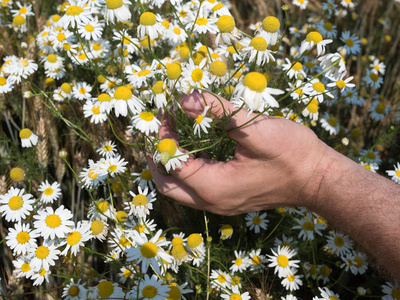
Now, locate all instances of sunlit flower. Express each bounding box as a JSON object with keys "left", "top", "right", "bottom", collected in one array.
[
  {"left": 126, "top": 186, "right": 157, "bottom": 218},
  {"left": 300, "top": 31, "right": 332, "bottom": 56},
  {"left": 103, "top": 0, "right": 131, "bottom": 24},
  {"left": 6, "top": 222, "right": 38, "bottom": 255},
  {"left": 0, "top": 187, "right": 34, "bottom": 222},
  {"left": 19, "top": 128, "right": 38, "bottom": 148},
  {"left": 267, "top": 246, "right": 300, "bottom": 278}
]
